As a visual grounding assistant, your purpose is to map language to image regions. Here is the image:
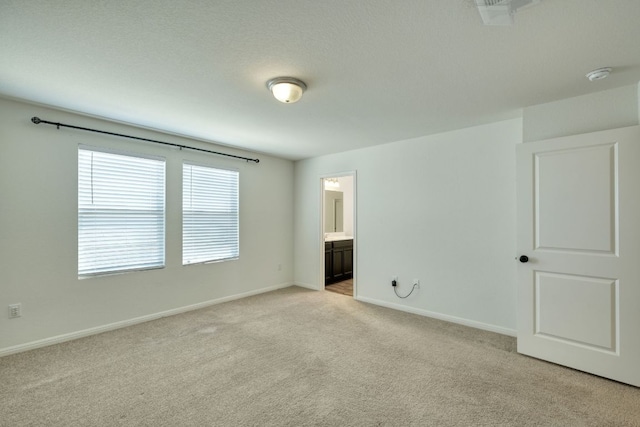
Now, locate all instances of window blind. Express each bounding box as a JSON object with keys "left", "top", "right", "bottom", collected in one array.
[
  {"left": 78, "top": 146, "right": 166, "bottom": 276},
  {"left": 183, "top": 163, "right": 239, "bottom": 265}
]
